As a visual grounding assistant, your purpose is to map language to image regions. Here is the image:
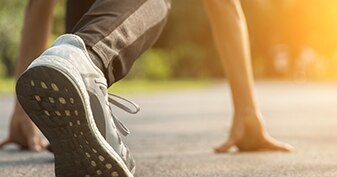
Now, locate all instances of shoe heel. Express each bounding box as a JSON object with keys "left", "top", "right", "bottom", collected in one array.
[{"left": 17, "top": 66, "right": 131, "bottom": 177}]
